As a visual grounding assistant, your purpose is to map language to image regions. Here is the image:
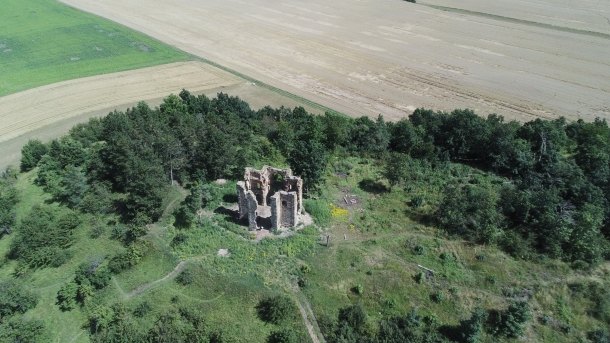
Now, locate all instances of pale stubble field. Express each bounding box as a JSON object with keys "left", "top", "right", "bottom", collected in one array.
[{"left": 60, "top": 0, "right": 610, "bottom": 122}]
